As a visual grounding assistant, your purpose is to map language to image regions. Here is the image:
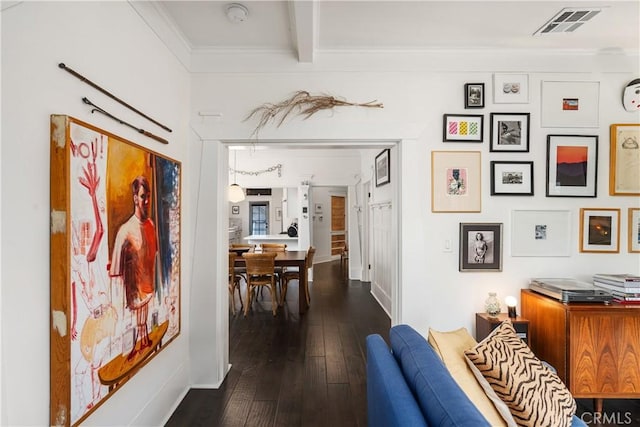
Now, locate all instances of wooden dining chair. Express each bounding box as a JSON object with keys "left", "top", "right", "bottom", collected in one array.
[
  {"left": 280, "top": 246, "right": 316, "bottom": 307},
  {"left": 242, "top": 252, "right": 279, "bottom": 316},
  {"left": 259, "top": 243, "right": 287, "bottom": 297},
  {"left": 228, "top": 252, "right": 243, "bottom": 315}
]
